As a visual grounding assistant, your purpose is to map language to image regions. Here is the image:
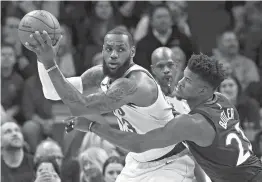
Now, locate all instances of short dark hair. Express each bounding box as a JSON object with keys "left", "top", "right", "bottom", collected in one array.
[
  {"left": 187, "top": 54, "right": 226, "bottom": 89},
  {"left": 149, "top": 4, "right": 172, "bottom": 21},
  {"left": 34, "top": 156, "right": 61, "bottom": 177},
  {"left": 106, "top": 27, "right": 134, "bottom": 46},
  {"left": 102, "top": 156, "right": 125, "bottom": 175}
]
